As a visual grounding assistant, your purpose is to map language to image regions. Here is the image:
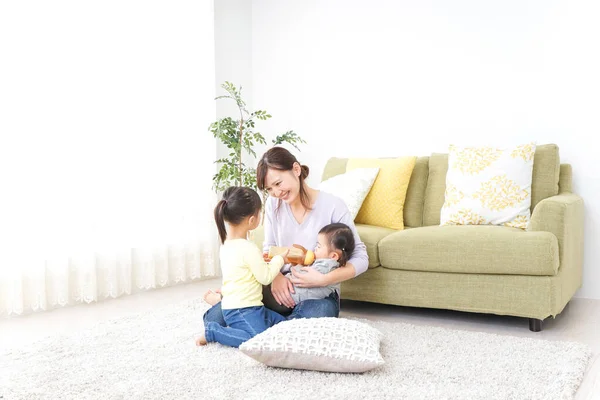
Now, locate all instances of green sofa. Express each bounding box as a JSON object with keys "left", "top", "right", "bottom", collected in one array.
[
  {"left": 323, "top": 144, "right": 583, "bottom": 331},
  {"left": 255, "top": 144, "right": 584, "bottom": 331}
]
